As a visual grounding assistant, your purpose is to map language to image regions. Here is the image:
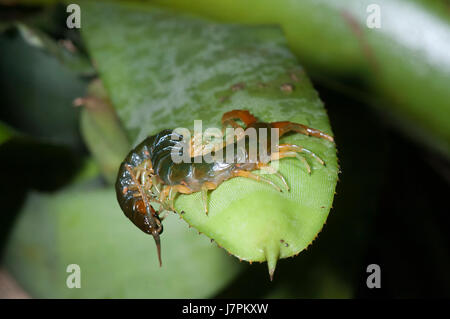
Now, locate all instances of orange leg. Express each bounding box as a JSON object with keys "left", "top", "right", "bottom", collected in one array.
[
  {"left": 221, "top": 109, "right": 257, "bottom": 129},
  {"left": 256, "top": 162, "right": 290, "bottom": 191},
  {"left": 201, "top": 181, "right": 218, "bottom": 215},
  {"left": 279, "top": 144, "right": 325, "bottom": 165},
  {"left": 271, "top": 144, "right": 325, "bottom": 175},
  {"left": 232, "top": 169, "right": 282, "bottom": 192},
  {"left": 173, "top": 183, "right": 194, "bottom": 195},
  {"left": 170, "top": 182, "right": 217, "bottom": 215},
  {"left": 159, "top": 185, "right": 171, "bottom": 203},
  {"left": 271, "top": 121, "right": 334, "bottom": 142}
]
